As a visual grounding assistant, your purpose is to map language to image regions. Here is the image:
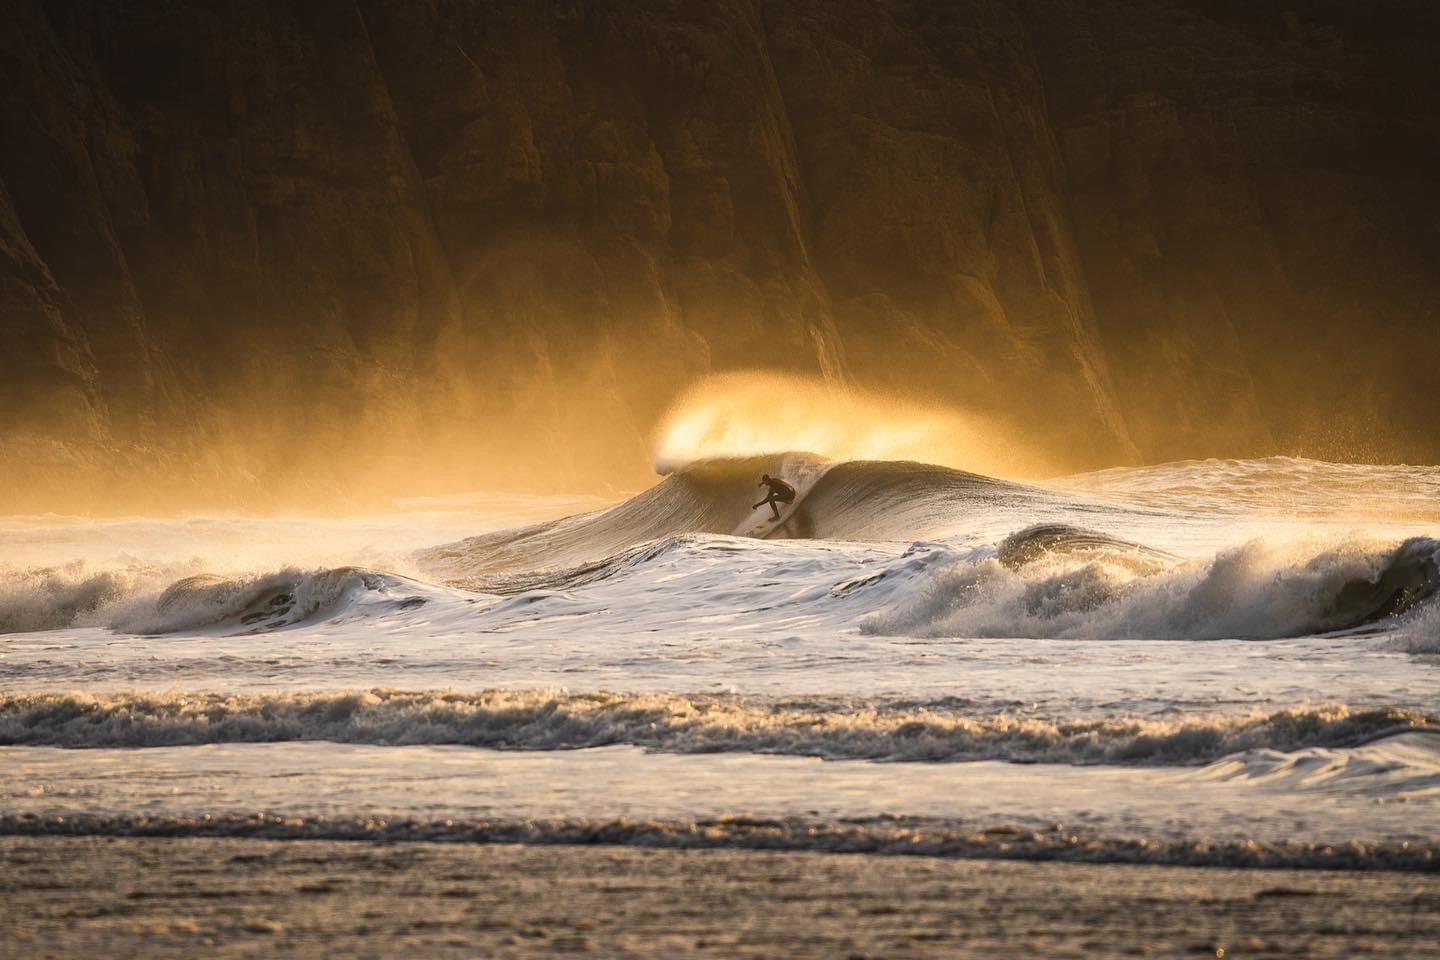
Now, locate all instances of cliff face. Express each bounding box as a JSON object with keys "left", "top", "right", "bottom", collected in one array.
[
  {"left": 1027, "top": 1, "right": 1440, "bottom": 463},
  {"left": 1, "top": 0, "right": 1435, "bottom": 509}
]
